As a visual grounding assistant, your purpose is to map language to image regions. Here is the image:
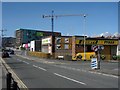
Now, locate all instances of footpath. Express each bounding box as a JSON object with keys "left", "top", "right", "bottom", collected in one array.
[{"left": 16, "top": 52, "right": 119, "bottom": 77}]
